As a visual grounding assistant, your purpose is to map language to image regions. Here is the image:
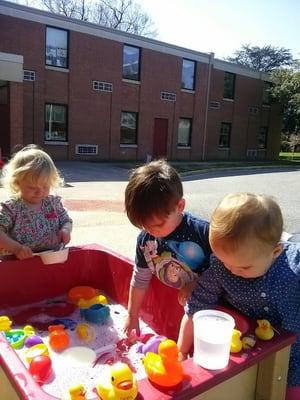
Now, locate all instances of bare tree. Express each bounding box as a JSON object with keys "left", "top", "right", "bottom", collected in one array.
[{"left": 13, "top": 0, "right": 157, "bottom": 37}]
